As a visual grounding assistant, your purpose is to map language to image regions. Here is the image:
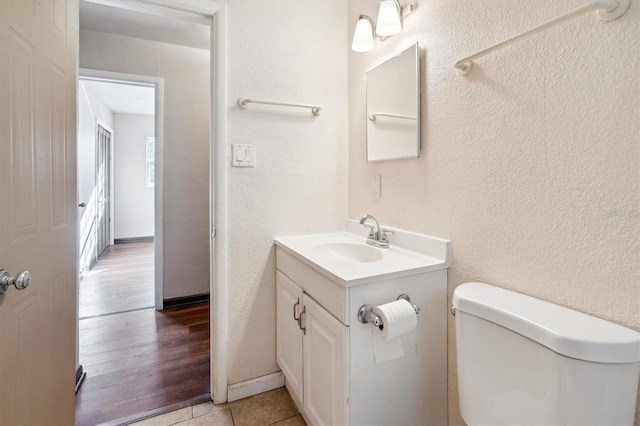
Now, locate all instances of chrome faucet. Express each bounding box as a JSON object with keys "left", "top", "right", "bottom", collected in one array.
[{"left": 359, "top": 214, "right": 393, "bottom": 248}]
